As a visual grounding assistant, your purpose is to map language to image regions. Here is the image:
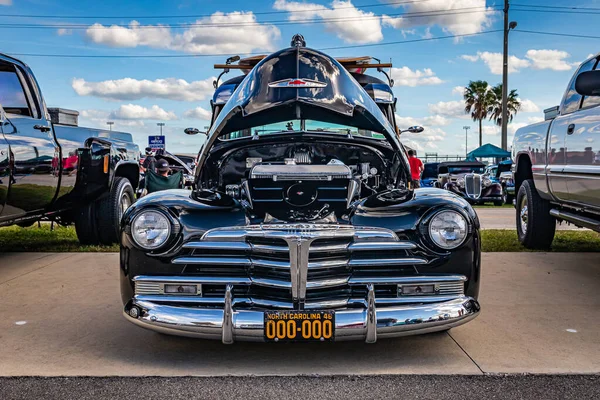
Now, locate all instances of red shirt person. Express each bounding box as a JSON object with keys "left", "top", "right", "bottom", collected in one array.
[{"left": 407, "top": 150, "right": 424, "bottom": 188}]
